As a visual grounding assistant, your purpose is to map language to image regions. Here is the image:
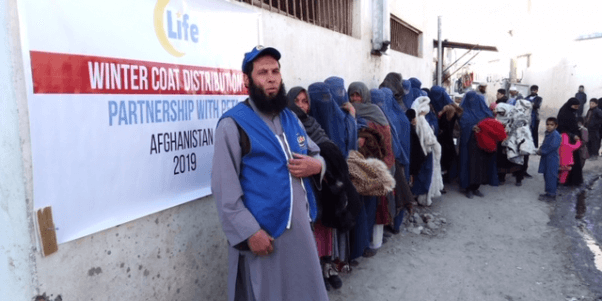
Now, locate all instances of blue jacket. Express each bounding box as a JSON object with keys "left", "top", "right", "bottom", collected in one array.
[
  {"left": 538, "top": 130, "right": 561, "bottom": 174},
  {"left": 220, "top": 103, "right": 317, "bottom": 238}
]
